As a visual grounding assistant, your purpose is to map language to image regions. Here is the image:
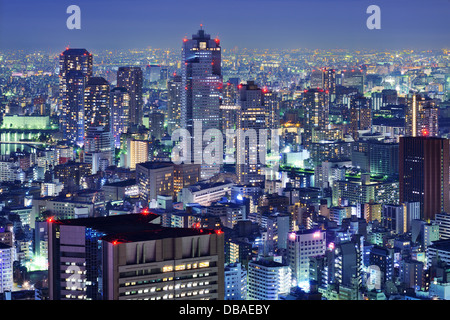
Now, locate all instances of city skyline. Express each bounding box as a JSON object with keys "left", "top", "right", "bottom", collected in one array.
[
  {"left": 1, "top": 0, "right": 450, "bottom": 304},
  {"left": 0, "top": 0, "right": 449, "bottom": 51}
]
